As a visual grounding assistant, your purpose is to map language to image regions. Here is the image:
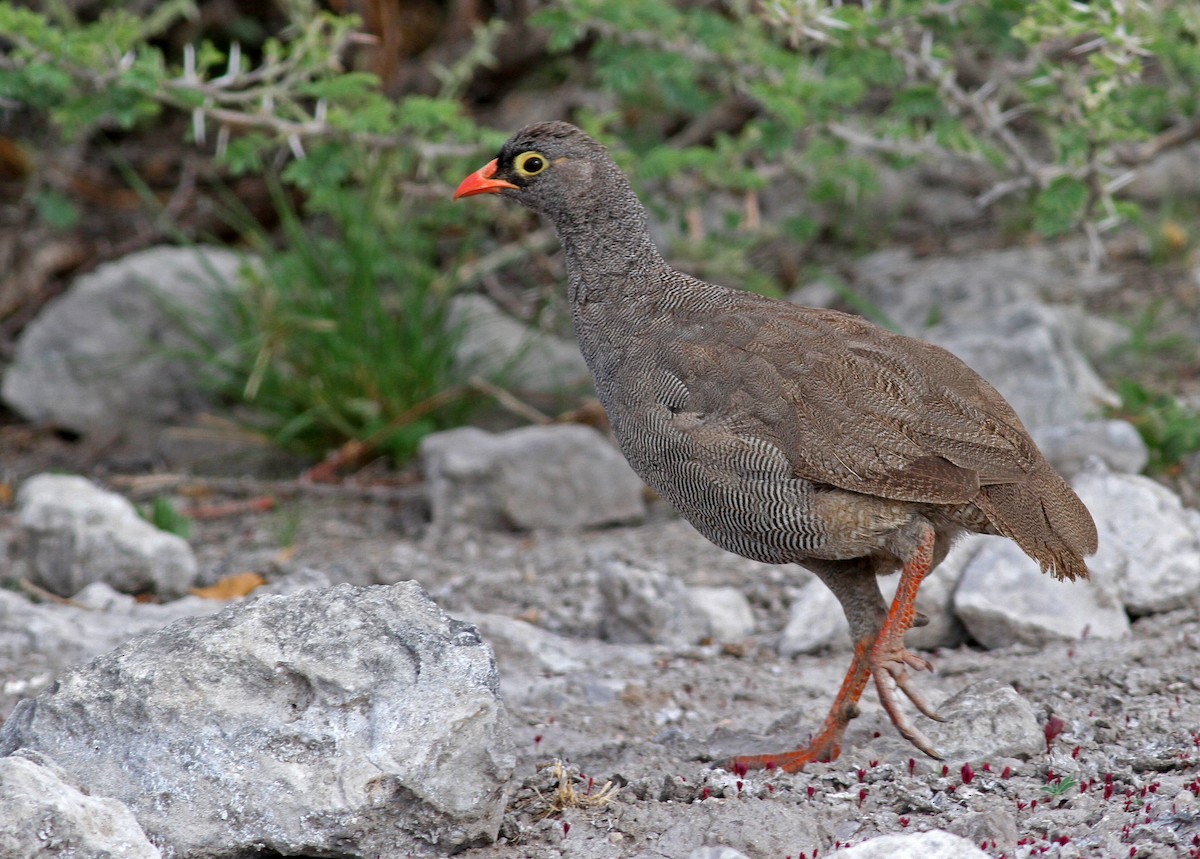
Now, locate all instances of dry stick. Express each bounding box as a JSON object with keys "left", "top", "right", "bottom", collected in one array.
[
  {"left": 437, "top": 228, "right": 558, "bottom": 292},
  {"left": 467, "top": 376, "right": 554, "bottom": 426},
  {"left": 301, "top": 374, "right": 554, "bottom": 480},
  {"left": 188, "top": 496, "right": 278, "bottom": 519},
  {"left": 1113, "top": 116, "right": 1200, "bottom": 166},
  {"left": 18, "top": 578, "right": 90, "bottom": 609},
  {"left": 110, "top": 473, "right": 427, "bottom": 504}
]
